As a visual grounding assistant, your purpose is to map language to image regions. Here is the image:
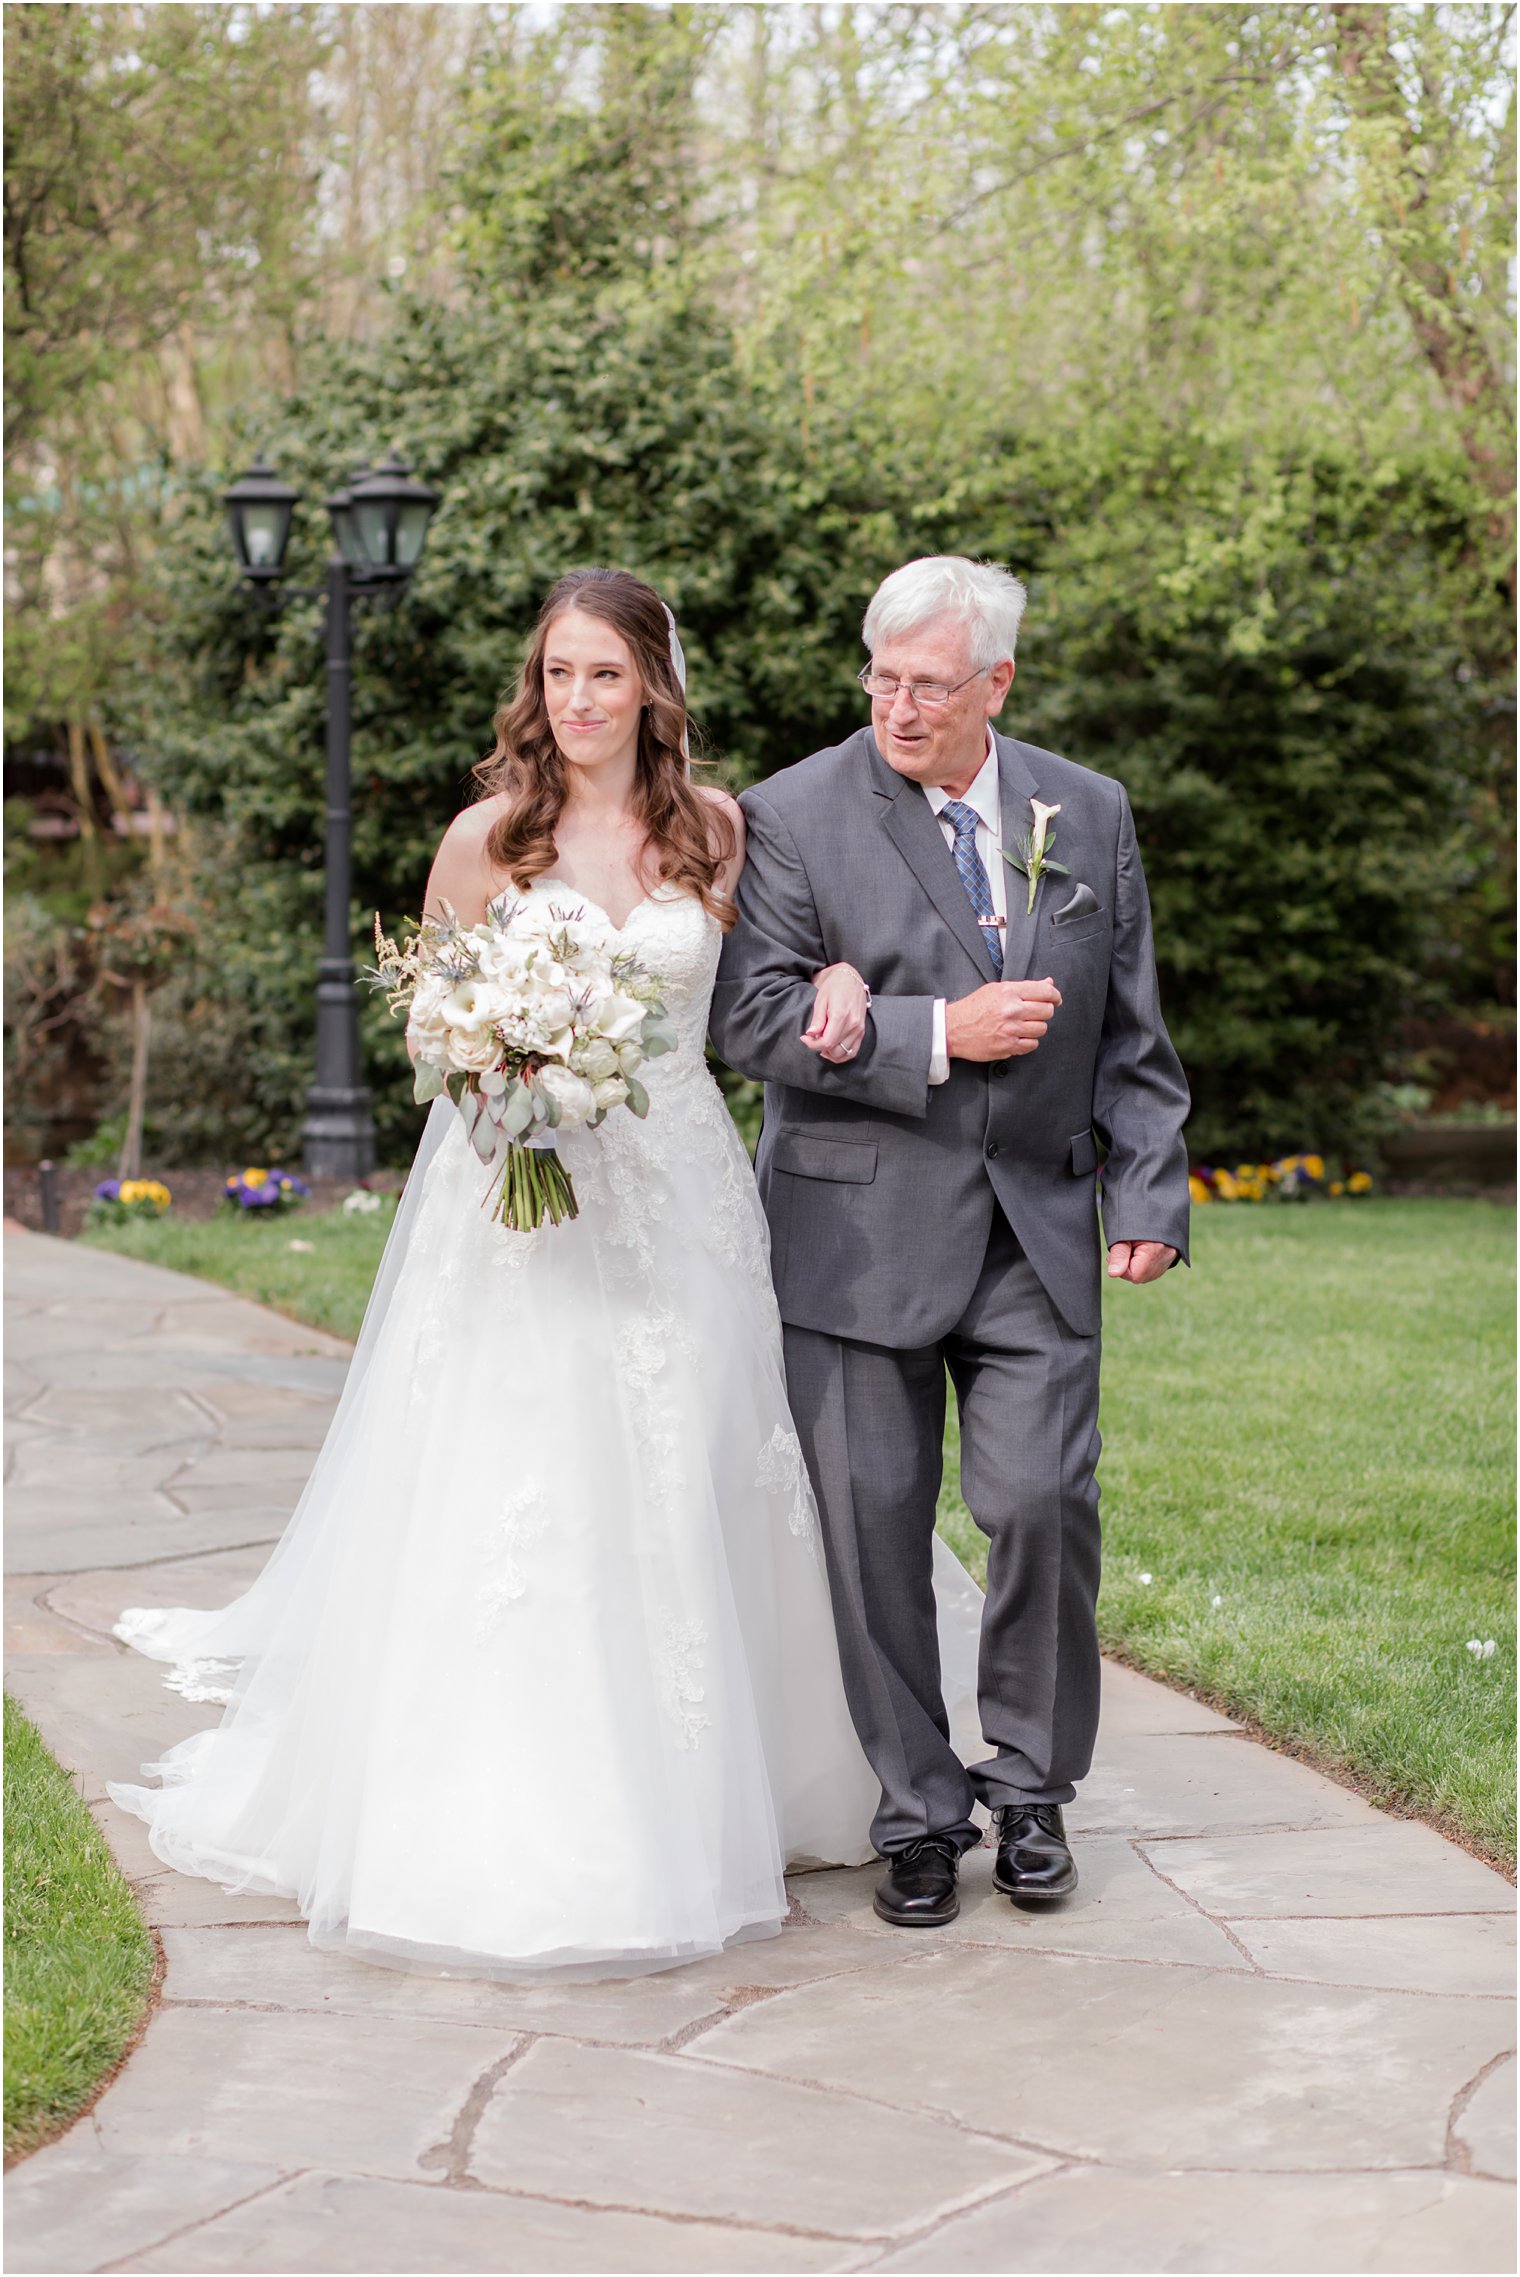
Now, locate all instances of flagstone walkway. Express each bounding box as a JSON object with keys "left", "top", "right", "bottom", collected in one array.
[{"left": 4, "top": 1226, "right": 1514, "bottom": 2275}]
